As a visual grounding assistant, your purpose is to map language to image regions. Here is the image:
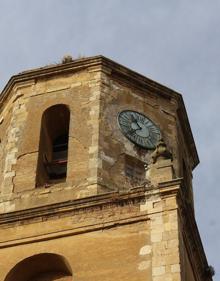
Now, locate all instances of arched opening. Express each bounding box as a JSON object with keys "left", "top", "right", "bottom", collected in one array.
[
  {"left": 4, "top": 253, "right": 72, "bottom": 281},
  {"left": 36, "top": 104, "right": 70, "bottom": 187}
]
